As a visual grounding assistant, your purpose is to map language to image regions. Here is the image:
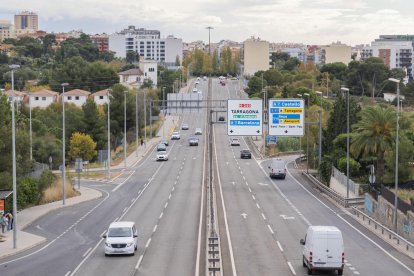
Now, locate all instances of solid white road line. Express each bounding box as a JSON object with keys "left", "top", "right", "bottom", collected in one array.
[
  {"left": 262, "top": 213, "right": 267, "bottom": 220},
  {"left": 252, "top": 195, "right": 256, "bottom": 200},
  {"left": 112, "top": 169, "right": 136, "bottom": 192},
  {"left": 100, "top": 230, "right": 106, "bottom": 237},
  {"left": 256, "top": 203, "right": 261, "bottom": 209},
  {"left": 164, "top": 202, "right": 168, "bottom": 208},
  {"left": 135, "top": 255, "right": 144, "bottom": 270},
  {"left": 122, "top": 207, "right": 127, "bottom": 213},
  {"left": 65, "top": 271, "right": 71, "bottom": 276},
  {"left": 145, "top": 238, "right": 151, "bottom": 248},
  {"left": 159, "top": 212, "right": 164, "bottom": 219},
  {"left": 153, "top": 225, "right": 158, "bottom": 233}
]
